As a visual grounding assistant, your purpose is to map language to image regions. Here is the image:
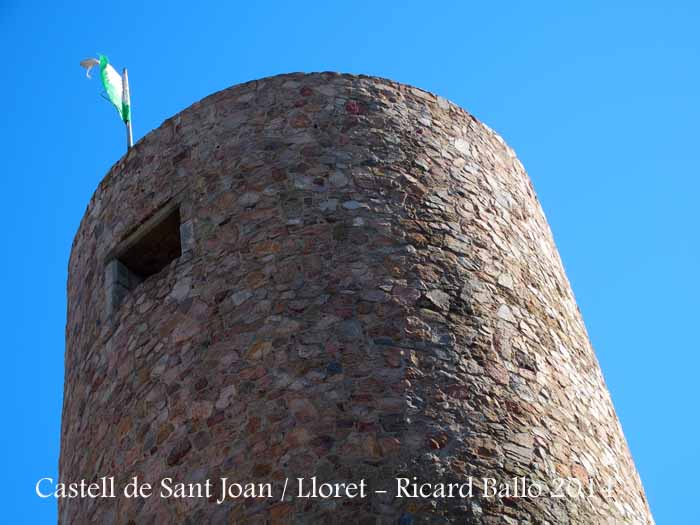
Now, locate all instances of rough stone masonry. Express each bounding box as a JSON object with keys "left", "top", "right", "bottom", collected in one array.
[{"left": 61, "top": 72, "right": 653, "bottom": 524}]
